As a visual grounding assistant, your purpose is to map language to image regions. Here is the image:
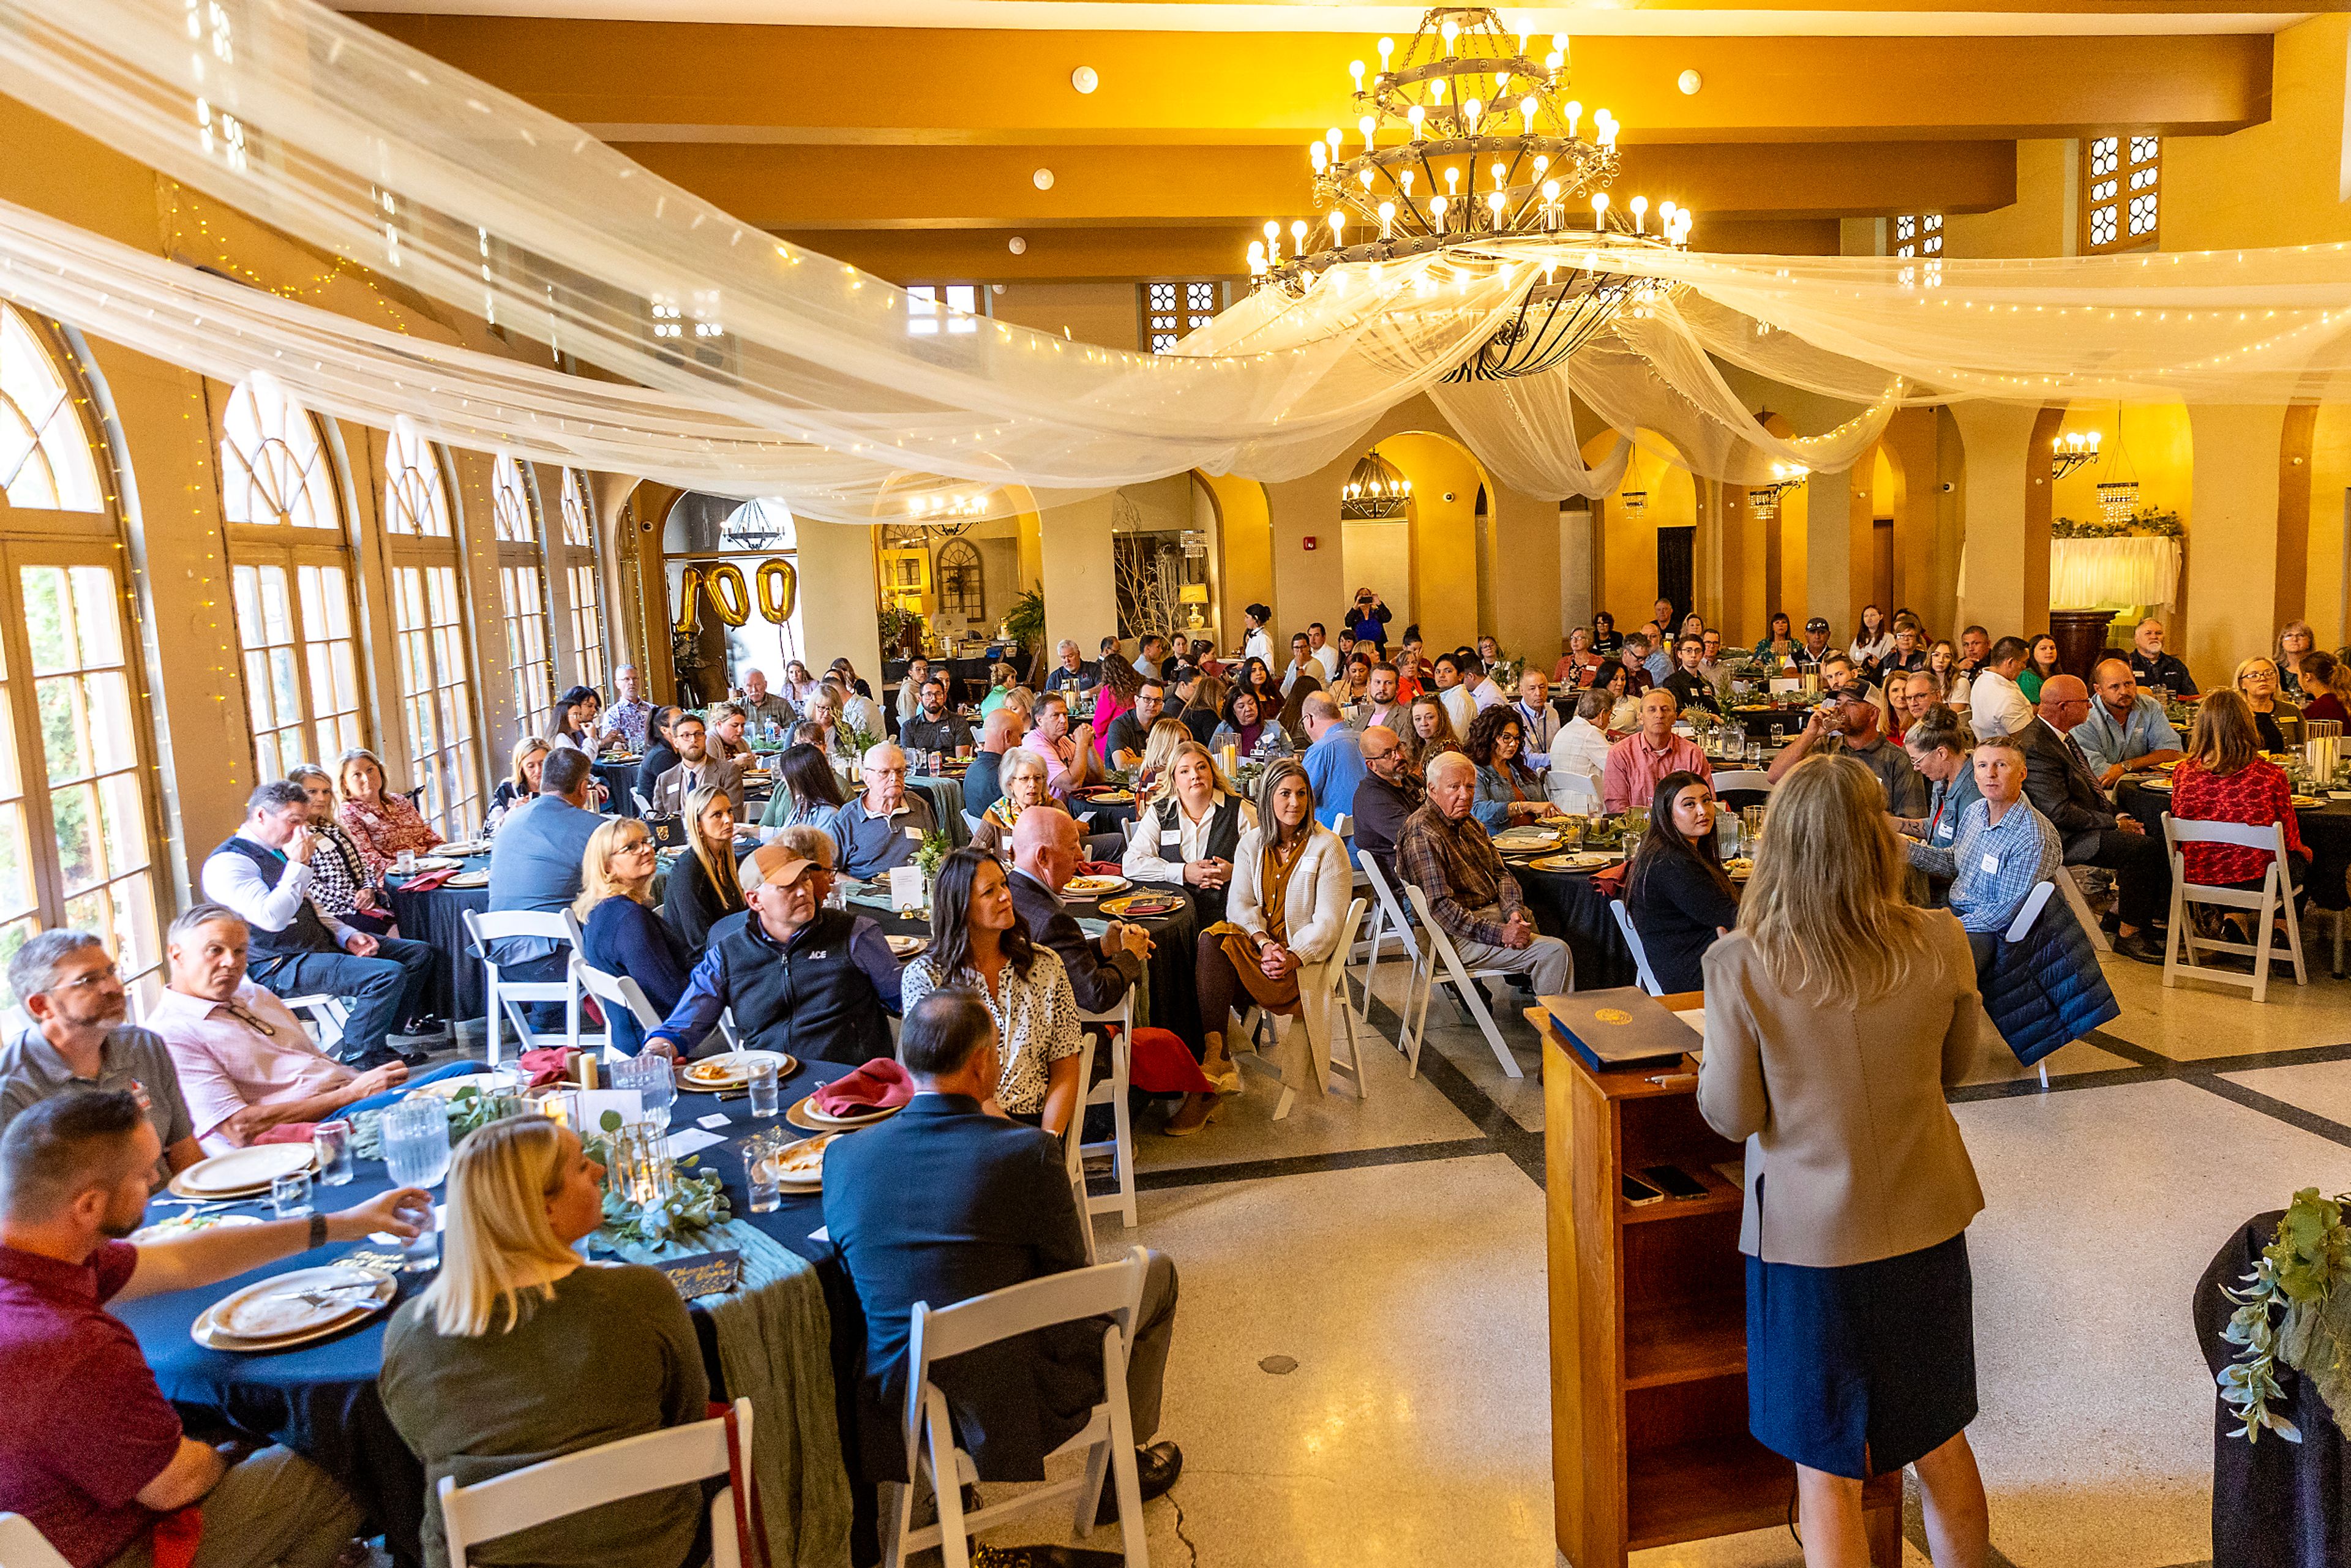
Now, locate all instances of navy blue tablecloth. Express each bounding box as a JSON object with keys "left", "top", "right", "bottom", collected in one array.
[
  {"left": 593, "top": 758, "right": 643, "bottom": 815},
  {"left": 1513, "top": 863, "right": 1637, "bottom": 991},
  {"left": 383, "top": 857, "right": 493, "bottom": 1024},
  {"left": 119, "top": 1064, "right": 857, "bottom": 1567}
]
